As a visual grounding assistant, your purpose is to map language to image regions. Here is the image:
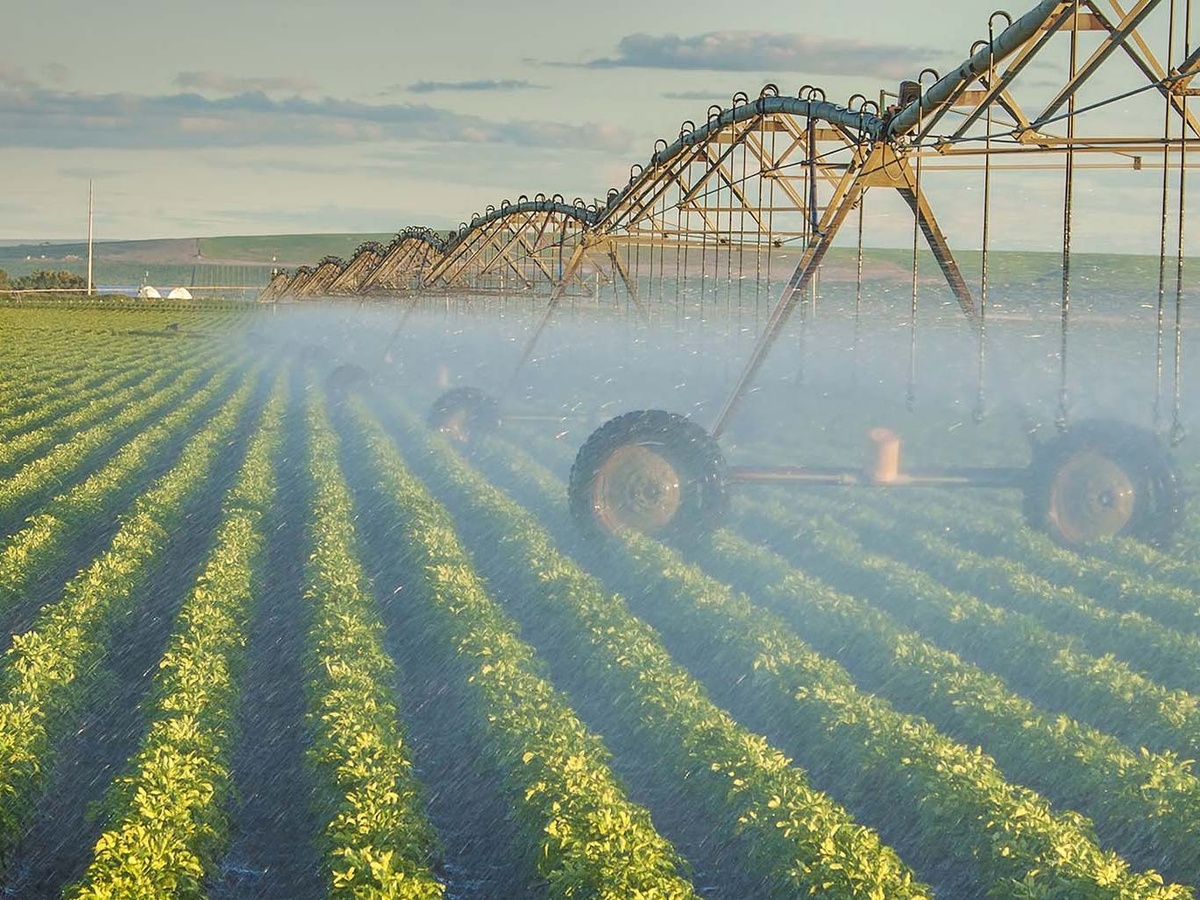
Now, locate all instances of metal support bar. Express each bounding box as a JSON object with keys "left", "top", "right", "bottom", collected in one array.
[
  {"left": 608, "top": 248, "right": 648, "bottom": 318},
  {"left": 711, "top": 173, "right": 866, "bottom": 440},
  {"left": 676, "top": 119, "right": 763, "bottom": 211},
  {"left": 895, "top": 187, "right": 980, "bottom": 322},
  {"left": 728, "top": 464, "right": 1027, "bottom": 488},
  {"left": 430, "top": 218, "right": 505, "bottom": 285},
  {"left": 514, "top": 214, "right": 561, "bottom": 285},
  {"left": 507, "top": 241, "right": 590, "bottom": 392},
  {"left": 1035, "top": 0, "right": 1161, "bottom": 125},
  {"left": 381, "top": 294, "right": 422, "bottom": 360},
  {"left": 474, "top": 211, "right": 539, "bottom": 281}
]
